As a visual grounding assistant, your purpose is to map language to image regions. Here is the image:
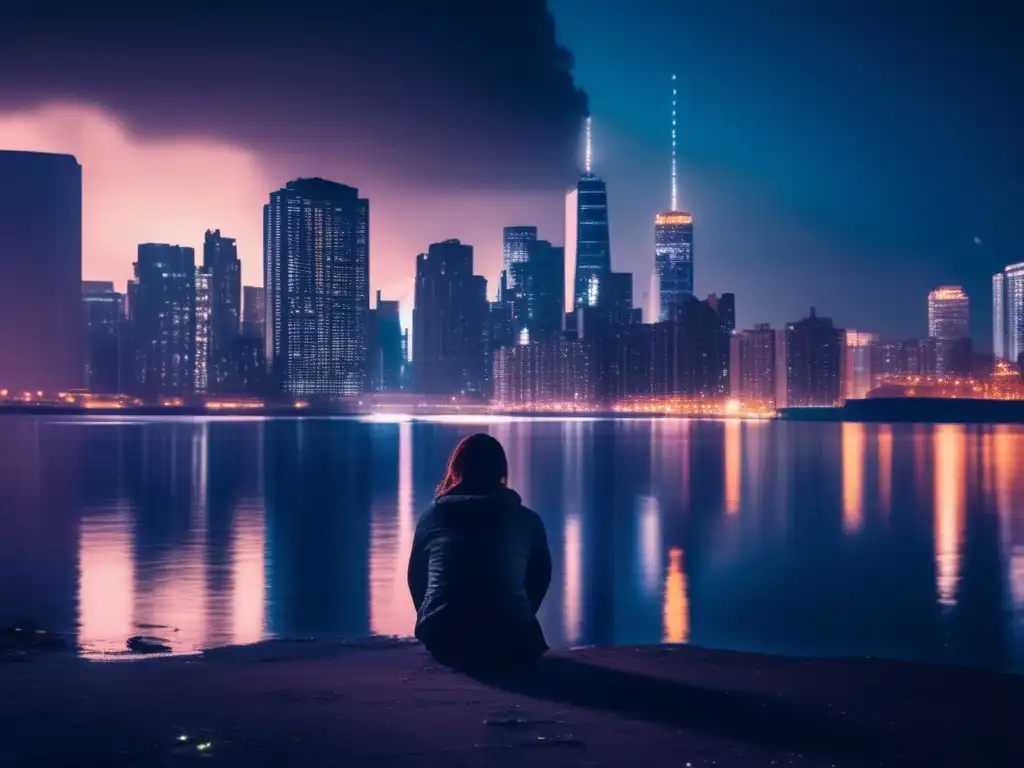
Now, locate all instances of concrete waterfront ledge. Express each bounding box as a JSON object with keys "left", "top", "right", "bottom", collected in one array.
[{"left": 1, "top": 639, "right": 1022, "bottom": 766}]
